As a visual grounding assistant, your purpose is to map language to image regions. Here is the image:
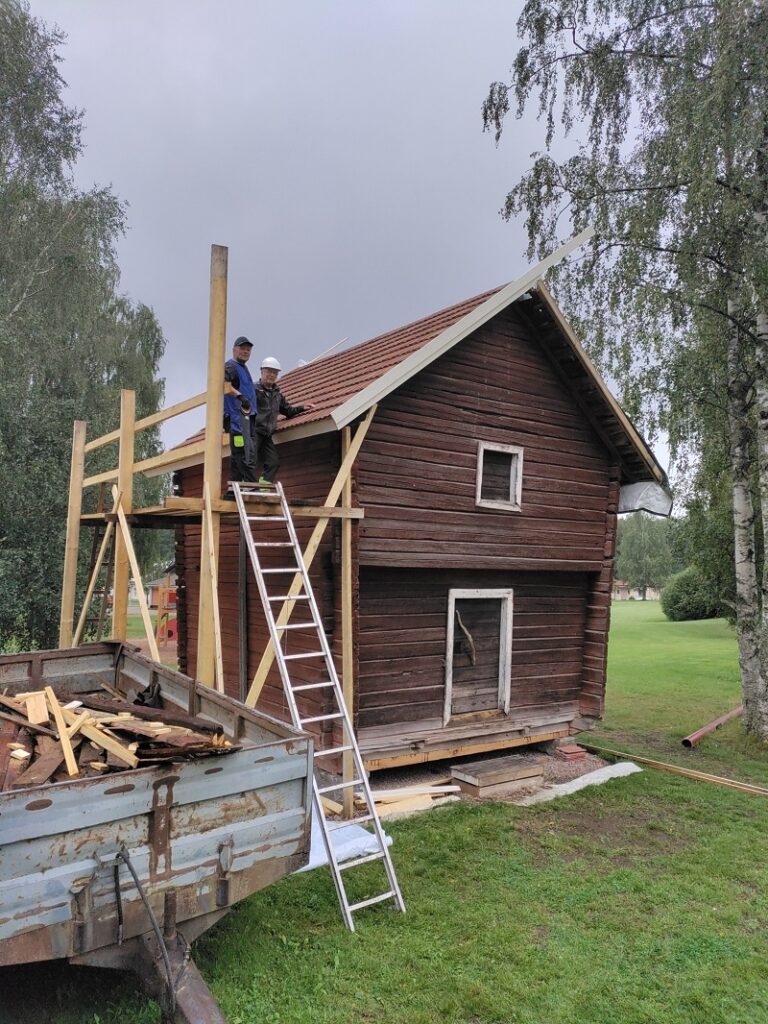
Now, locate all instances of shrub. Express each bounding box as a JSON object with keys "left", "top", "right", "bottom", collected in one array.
[{"left": 661, "top": 566, "right": 722, "bottom": 621}]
